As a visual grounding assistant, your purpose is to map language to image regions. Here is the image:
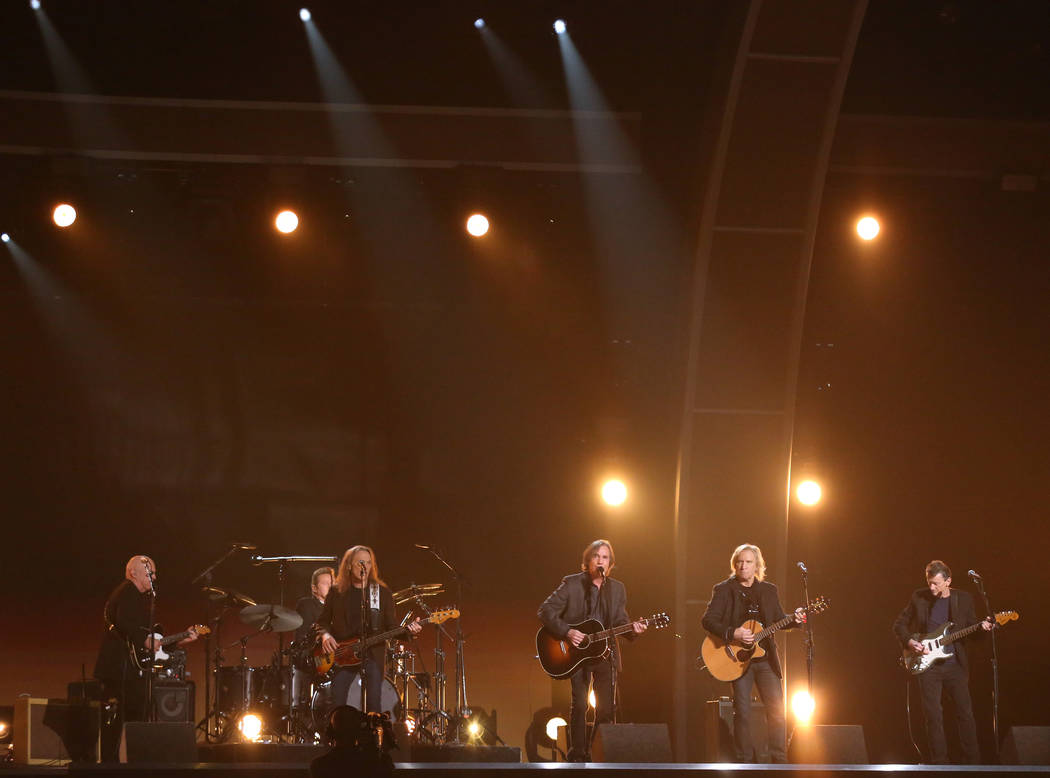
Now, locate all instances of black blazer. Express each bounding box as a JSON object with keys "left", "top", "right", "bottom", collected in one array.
[
  {"left": 538, "top": 572, "right": 634, "bottom": 664},
  {"left": 701, "top": 576, "right": 795, "bottom": 679},
  {"left": 893, "top": 587, "right": 983, "bottom": 671},
  {"left": 94, "top": 580, "right": 151, "bottom": 681},
  {"left": 317, "top": 584, "right": 398, "bottom": 664}
]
